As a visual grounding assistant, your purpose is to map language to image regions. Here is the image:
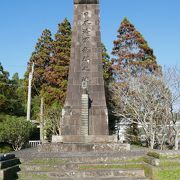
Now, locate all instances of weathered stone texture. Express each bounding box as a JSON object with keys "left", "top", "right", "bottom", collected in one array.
[
  {"left": 74, "top": 0, "right": 99, "bottom": 4},
  {"left": 62, "top": 1, "right": 109, "bottom": 136}
]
